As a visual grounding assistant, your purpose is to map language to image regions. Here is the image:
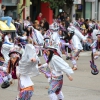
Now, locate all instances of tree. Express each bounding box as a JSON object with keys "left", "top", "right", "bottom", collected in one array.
[
  {"left": 41, "top": 0, "right": 74, "bottom": 15},
  {"left": 41, "top": 0, "right": 74, "bottom": 9},
  {"left": 64, "top": 0, "right": 74, "bottom": 16}
]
